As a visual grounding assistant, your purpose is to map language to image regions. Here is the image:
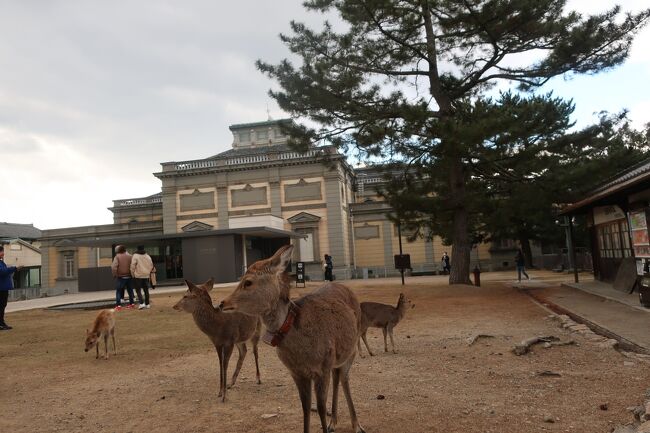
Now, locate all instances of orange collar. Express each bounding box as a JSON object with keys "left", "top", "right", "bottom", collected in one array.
[{"left": 263, "top": 302, "right": 299, "bottom": 347}]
